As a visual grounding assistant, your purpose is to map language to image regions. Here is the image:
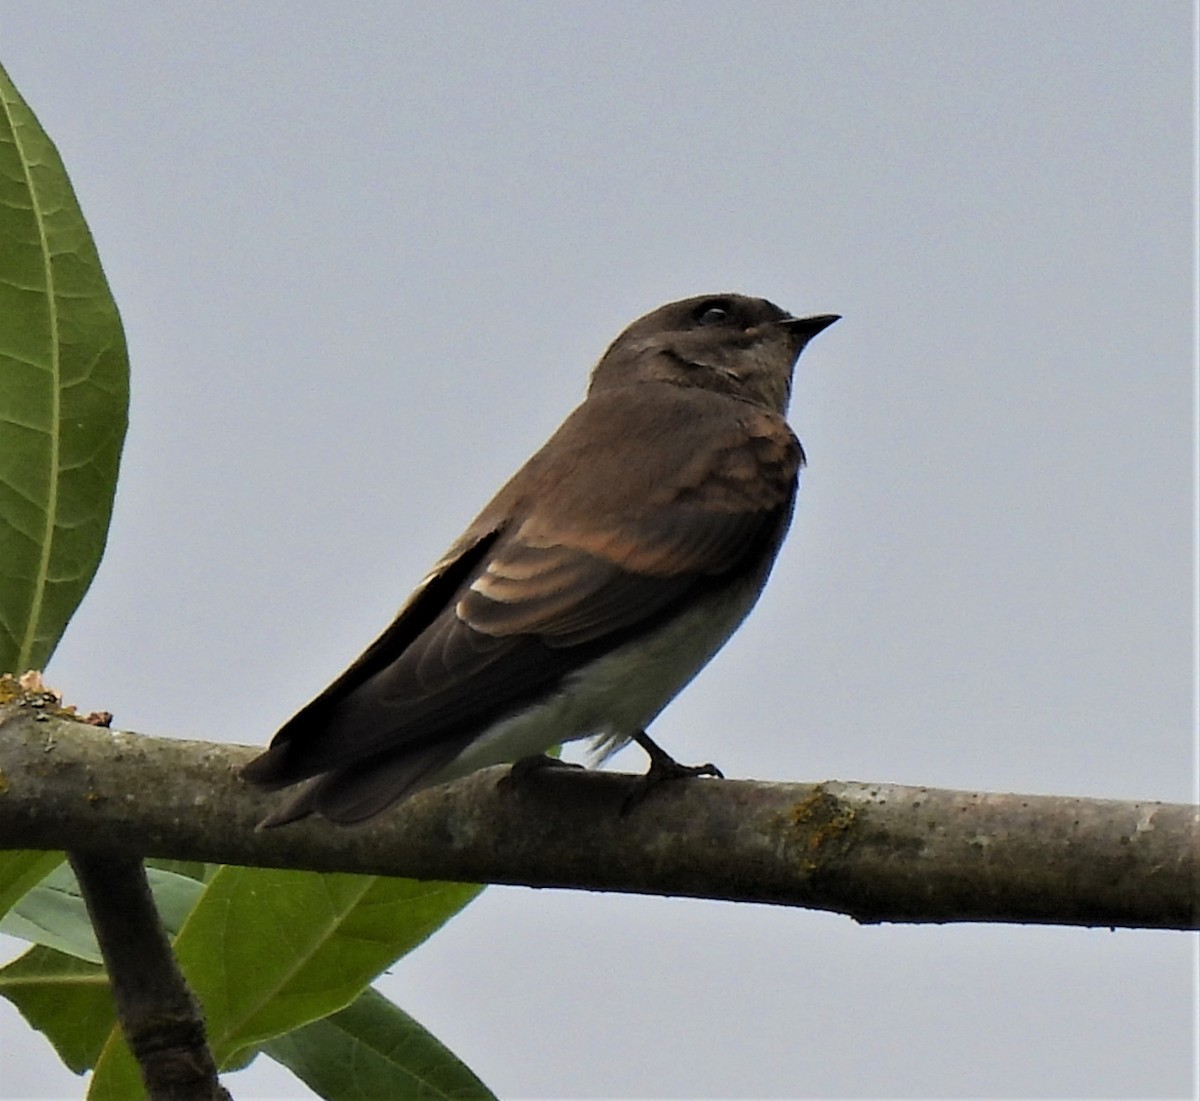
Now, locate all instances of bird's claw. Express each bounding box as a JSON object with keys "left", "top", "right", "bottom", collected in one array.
[
  {"left": 504, "top": 753, "right": 585, "bottom": 788},
  {"left": 622, "top": 730, "right": 724, "bottom": 813}
]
